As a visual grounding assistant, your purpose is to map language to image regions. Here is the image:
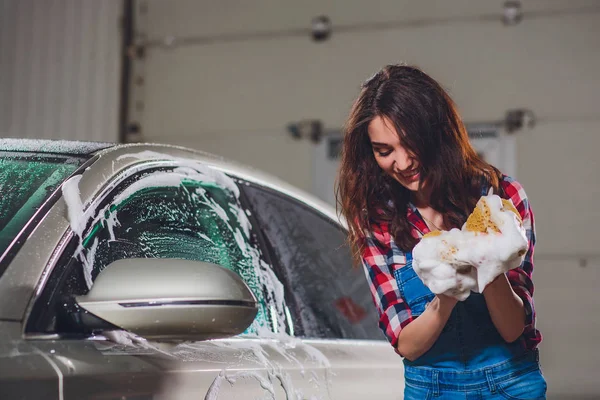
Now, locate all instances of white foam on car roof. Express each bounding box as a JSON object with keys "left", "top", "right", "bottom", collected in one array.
[
  {"left": 0, "top": 139, "right": 112, "bottom": 155},
  {"left": 61, "top": 175, "right": 85, "bottom": 237}
]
